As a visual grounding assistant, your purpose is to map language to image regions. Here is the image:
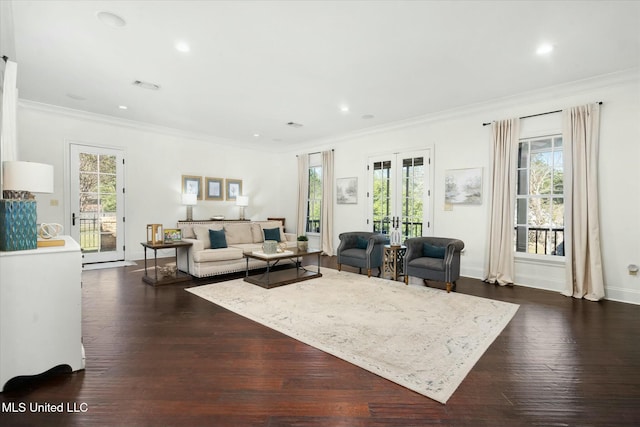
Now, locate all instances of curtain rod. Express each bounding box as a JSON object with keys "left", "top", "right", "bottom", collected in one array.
[
  {"left": 296, "top": 148, "right": 334, "bottom": 157},
  {"left": 482, "top": 102, "right": 603, "bottom": 126}
]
